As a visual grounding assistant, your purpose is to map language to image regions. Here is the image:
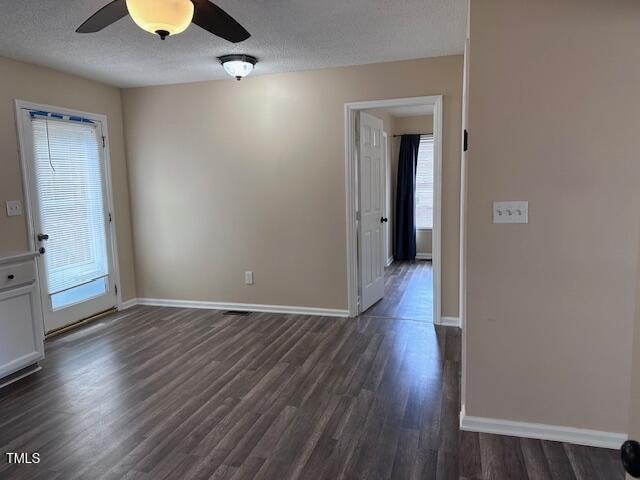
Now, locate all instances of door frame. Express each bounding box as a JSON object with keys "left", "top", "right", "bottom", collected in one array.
[
  {"left": 344, "top": 95, "right": 443, "bottom": 323},
  {"left": 382, "top": 130, "right": 393, "bottom": 268},
  {"left": 14, "top": 99, "right": 123, "bottom": 319}
]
